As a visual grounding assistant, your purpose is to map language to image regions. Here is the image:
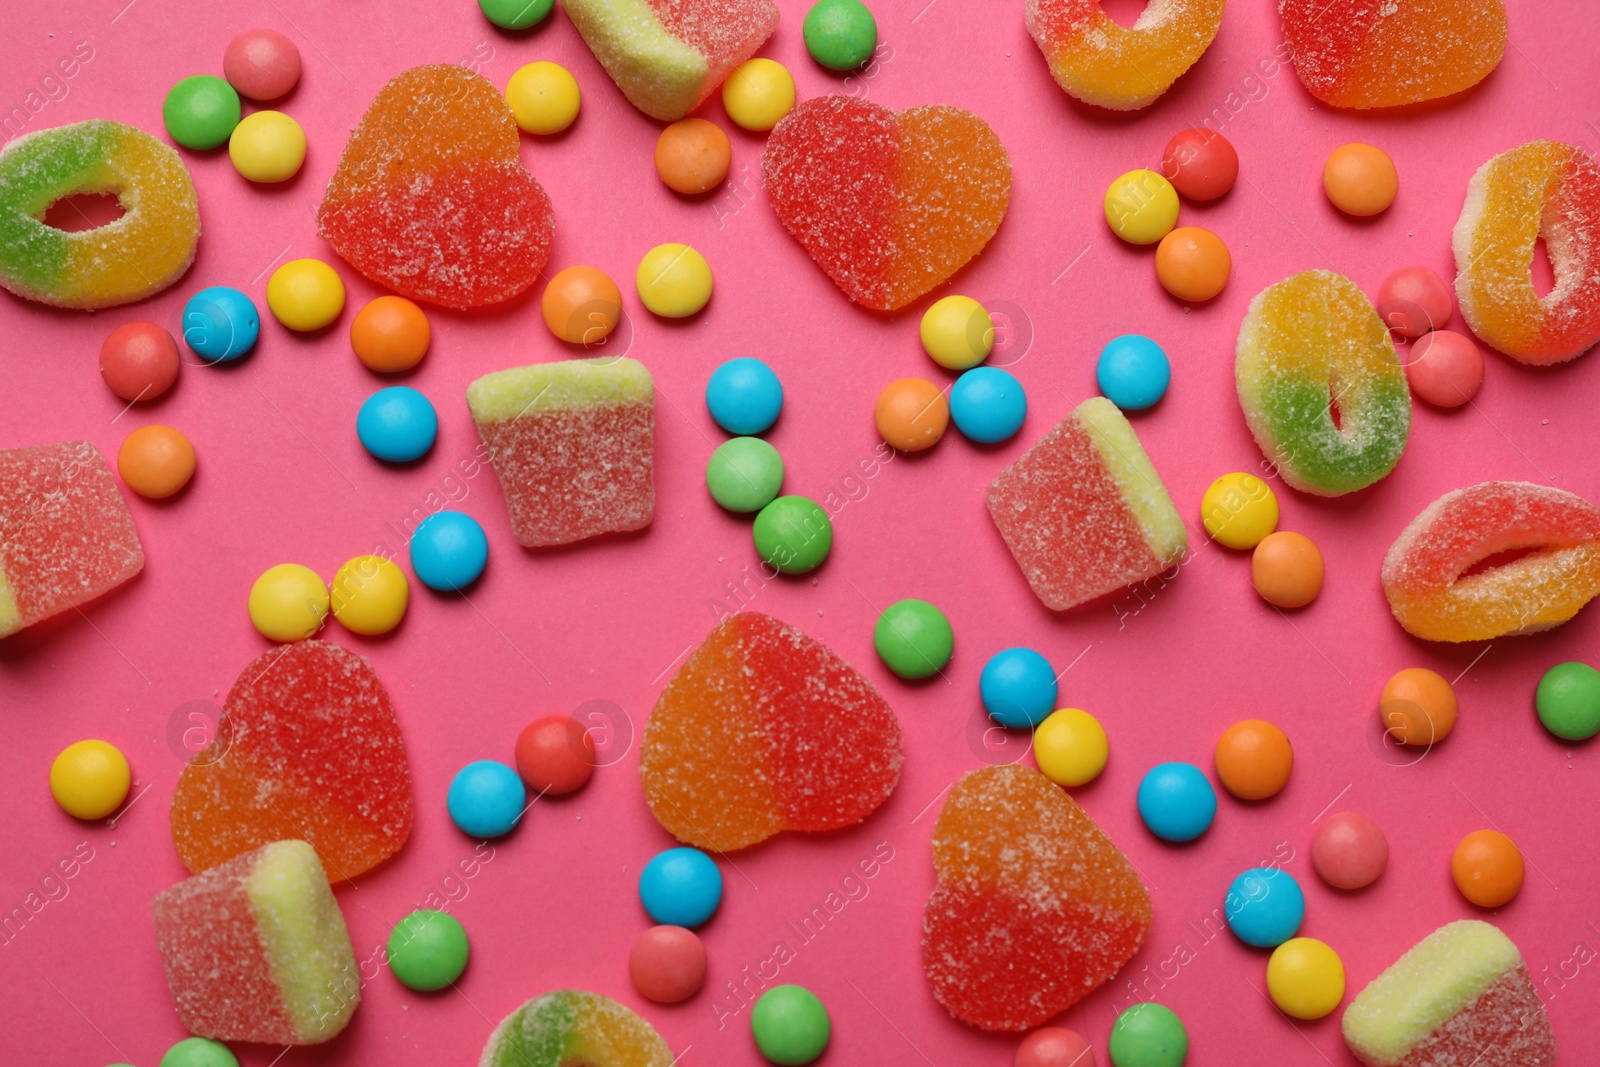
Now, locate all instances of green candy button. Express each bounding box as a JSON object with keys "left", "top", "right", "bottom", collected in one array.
[
  {"left": 479, "top": 0, "right": 555, "bottom": 29},
  {"left": 1536, "top": 661, "right": 1600, "bottom": 741},
  {"left": 707, "top": 437, "right": 784, "bottom": 513},
  {"left": 803, "top": 0, "right": 878, "bottom": 71},
  {"left": 159, "top": 1037, "right": 238, "bottom": 1067},
  {"left": 162, "top": 76, "right": 241, "bottom": 150},
  {"left": 388, "top": 909, "right": 470, "bottom": 991},
  {"left": 874, "top": 599, "right": 953, "bottom": 679},
  {"left": 1109, "top": 1002, "right": 1188, "bottom": 1067},
  {"left": 751, "top": 984, "right": 830, "bottom": 1065},
  {"left": 753, "top": 496, "right": 832, "bottom": 574}
]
